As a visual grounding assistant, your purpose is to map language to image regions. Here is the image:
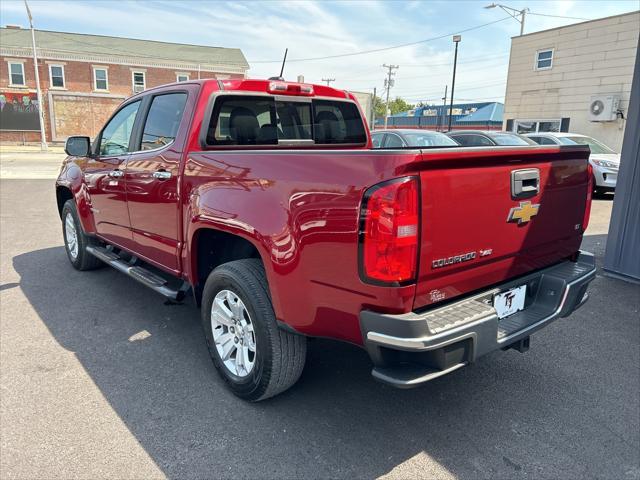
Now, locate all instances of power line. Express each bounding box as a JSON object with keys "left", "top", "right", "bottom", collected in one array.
[
  {"left": 528, "top": 11, "right": 591, "bottom": 21},
  {"left": 250, "top": 16, "right": 513, "bottom": 63}
]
